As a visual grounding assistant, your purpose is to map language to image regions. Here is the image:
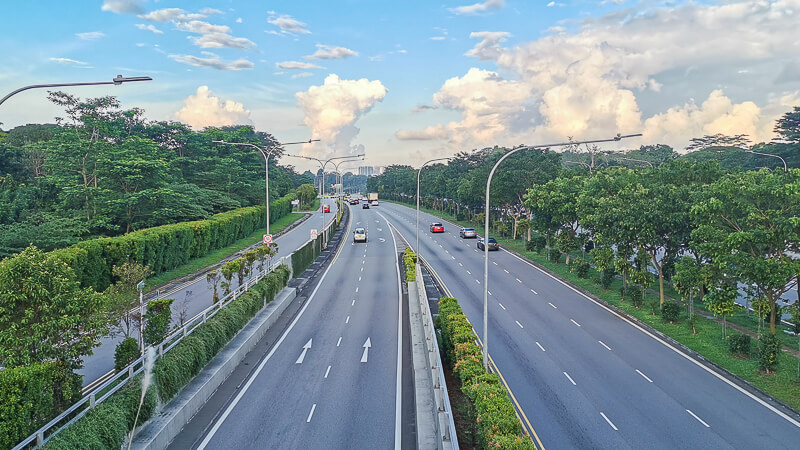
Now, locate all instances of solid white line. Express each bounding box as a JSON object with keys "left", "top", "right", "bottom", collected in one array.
[
  {"left": 598, "top": 340, "right": 612, "bottom": 351},
  {"left": 497, "top": 247, "right": 800, "bottom": 429},
  {"left": 346, "top": 315, "right": 350, "bottom": 324},
  {"left": 548, "top": 302, "right": 557, "bottom": 309},
  {"left": 324, "top": 365, "right": 331, "bottom": 378},
  {"left": 536, "top": 342, "right": 546, "bottom": 352},
  {"left": 636, "top": 369, "right": 653, "bottom": 383},
  {"left": 686, "top": 409, "right": 711, "bottom": 428},
  {"left": 515, "top": 320, "right": 524, "bottom": 329},
  {"left": 197, "top": 223, "right": 345, "bottom": 449},
  {"left": 498, "top": 302, "right": 506, "bottom": 310},
  {"left": 563, "top": 372, "right": 577, "bottom": 386},
  {"left": 306, "top": 404, "right": 317, "bottom": 423},
  {"left": 337, "top": 336, "right": 342, "bottom": 347},
  {"left": 375, "top": 211, "right": 404, "bottom": 450},
  {"left": 600, "top": 412, "right": 618, "bottom": 431},
  {"left": 571, "top": 319, "right": 581, "bottom": 327}
]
